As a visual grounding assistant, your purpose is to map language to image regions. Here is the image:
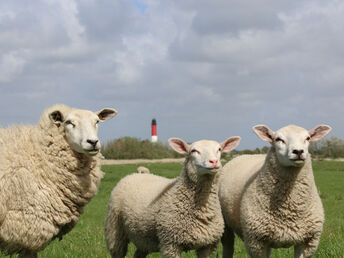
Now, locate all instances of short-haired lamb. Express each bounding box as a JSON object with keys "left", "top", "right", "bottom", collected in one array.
[{"left": 105, "top": 136, "right": 241, "bottom": 258}]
